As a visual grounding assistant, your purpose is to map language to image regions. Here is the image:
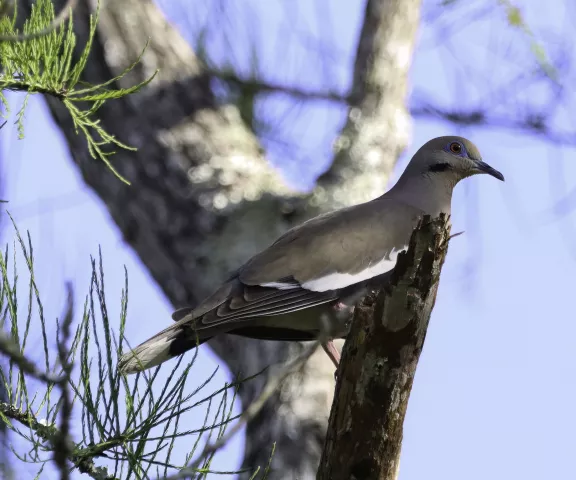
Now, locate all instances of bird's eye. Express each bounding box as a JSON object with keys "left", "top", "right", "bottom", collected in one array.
[{"left": 449, "top": 142, "right": 462, "bottom": 154}]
